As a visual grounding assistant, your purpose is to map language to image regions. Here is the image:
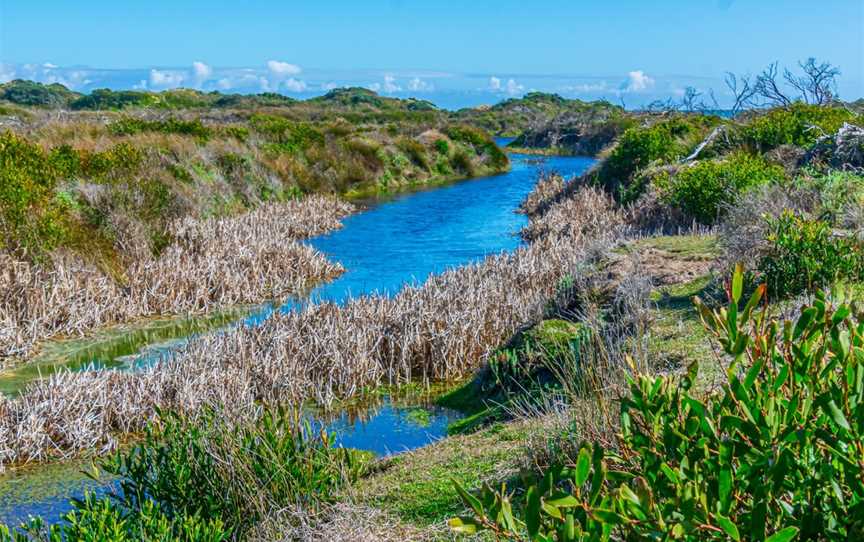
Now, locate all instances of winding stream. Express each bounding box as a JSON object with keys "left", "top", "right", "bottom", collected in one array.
[{"left": 0, "top": 145, "right": 595, "bottom": 526}]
